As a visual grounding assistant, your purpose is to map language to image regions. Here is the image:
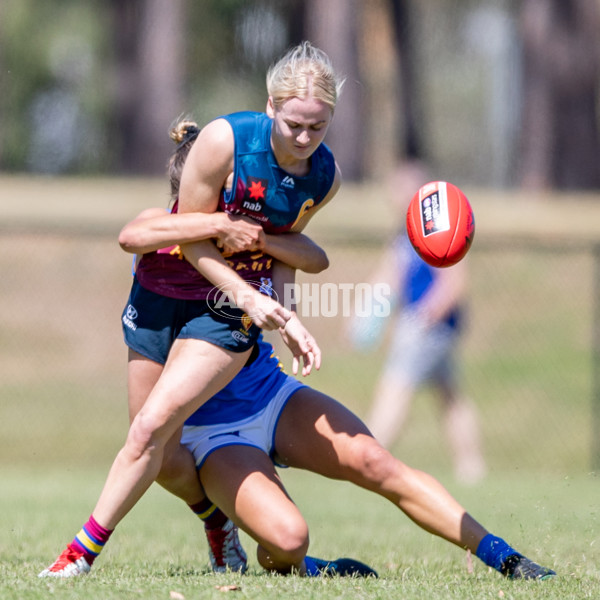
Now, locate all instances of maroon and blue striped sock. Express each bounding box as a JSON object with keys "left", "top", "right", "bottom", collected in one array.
[{"left": 189, "top": 498, "right": 228, "bottom": 530}]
